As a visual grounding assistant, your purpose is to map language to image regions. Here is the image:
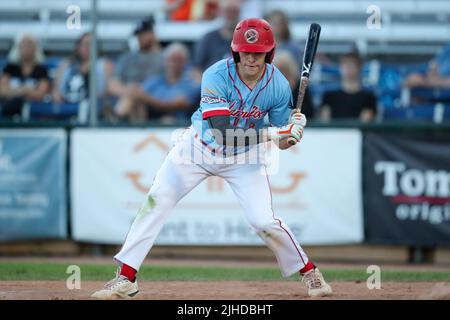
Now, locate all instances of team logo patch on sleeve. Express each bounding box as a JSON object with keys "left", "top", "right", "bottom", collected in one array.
[{"left": 201, "top": 96, "right": 227, "bottom": 104}]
